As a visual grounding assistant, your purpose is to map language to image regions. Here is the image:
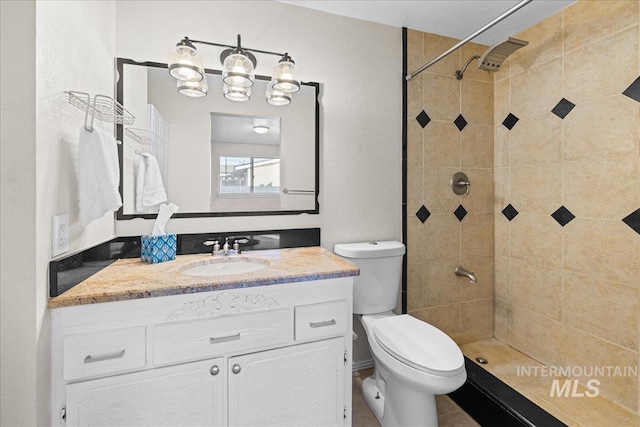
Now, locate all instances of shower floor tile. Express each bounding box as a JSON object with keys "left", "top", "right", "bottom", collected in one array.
[
  {"left": 460, "top": 338, "right": 639, "bottom": 427},
  {"left": 353, "top": 368, "right": 480, "bottom": 426}
]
